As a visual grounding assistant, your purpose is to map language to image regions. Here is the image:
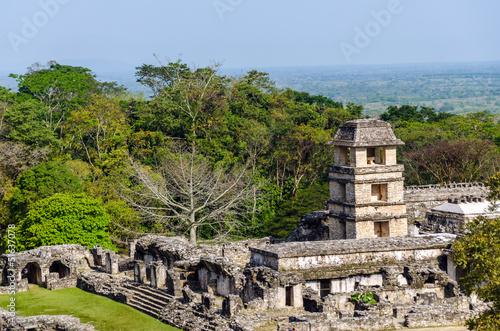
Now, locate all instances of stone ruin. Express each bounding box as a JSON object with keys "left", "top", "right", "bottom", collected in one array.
[{"left": 0, "top": 119, "right": 493, "bottom": 330}]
